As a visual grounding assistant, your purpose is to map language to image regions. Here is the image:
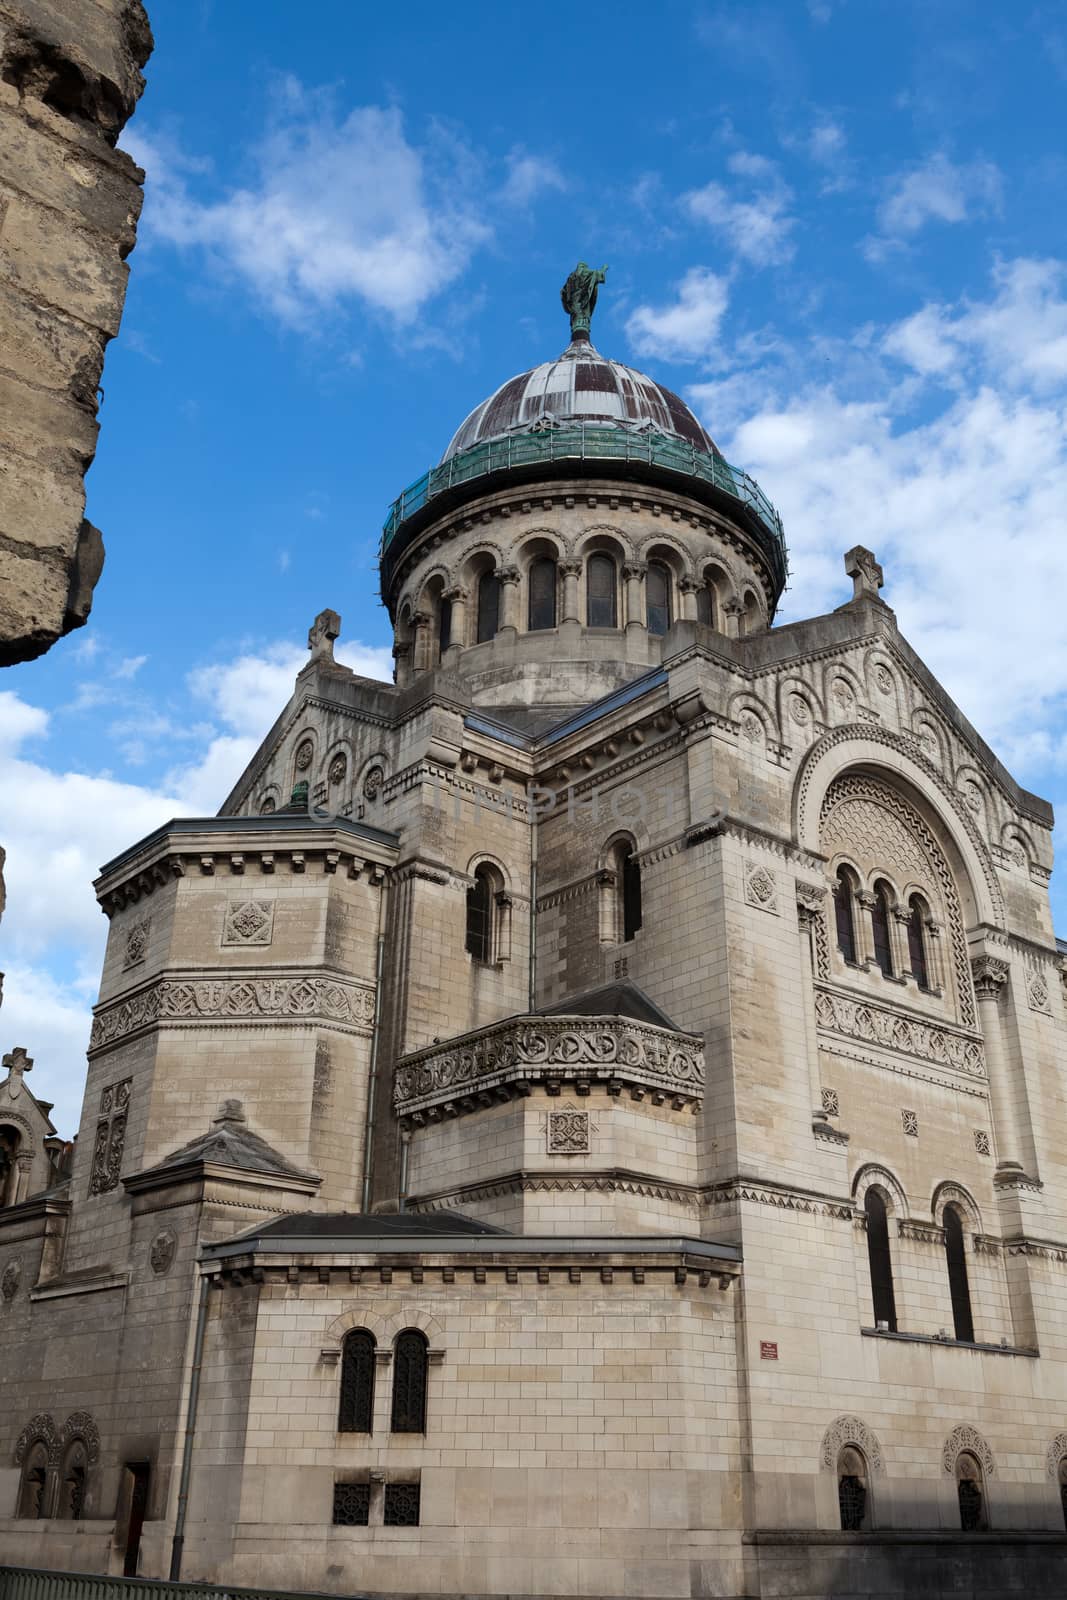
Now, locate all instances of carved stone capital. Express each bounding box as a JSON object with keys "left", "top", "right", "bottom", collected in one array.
[
  {"left": 622, "top": 562, "right": 647, "bottom": 580},
  {"left": 856, "top": 890, "right": 877, "bottom": 910},
  {"left": 560, "top": 560, "right": 582, "bottom": 577},
  {"left": 971, "top": 955, "right": 1009, "bottom": 999},
  {"left": 497, "top": 566, "right": 520, "bottom": 586},
  {"left": 444, "top": 584, "right": 468, "bottom": 602}
]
